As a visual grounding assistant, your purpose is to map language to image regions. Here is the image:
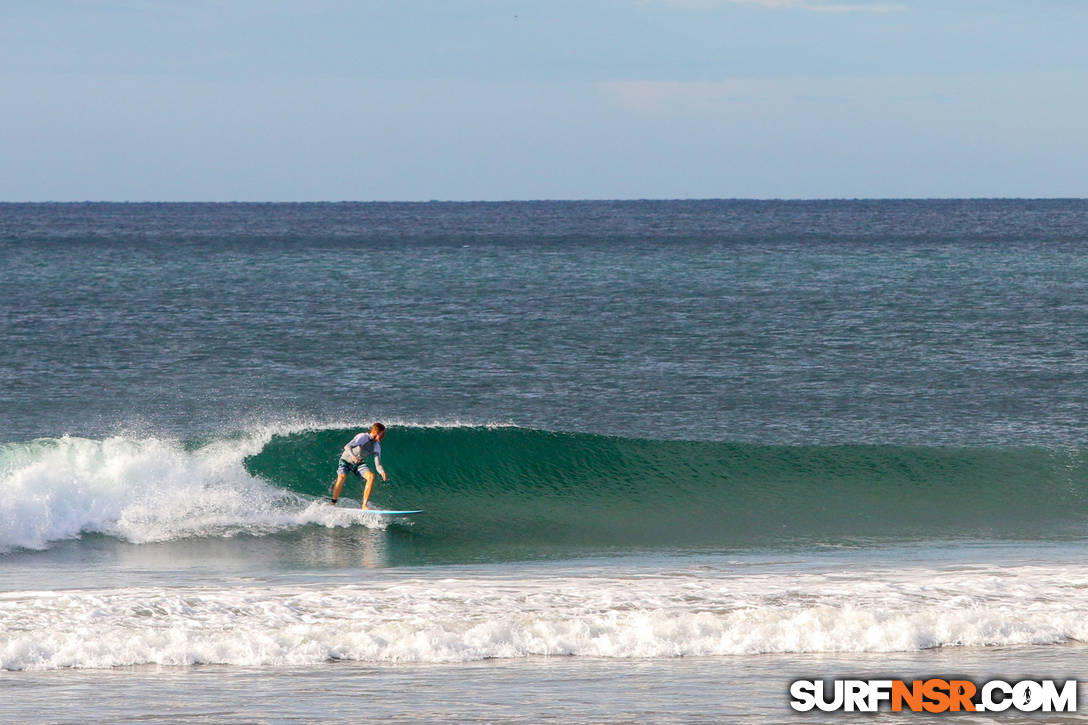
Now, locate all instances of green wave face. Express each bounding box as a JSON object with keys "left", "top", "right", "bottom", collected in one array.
[{"left": 243, "top": 427, "right": 1088, "bottom": 554}]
